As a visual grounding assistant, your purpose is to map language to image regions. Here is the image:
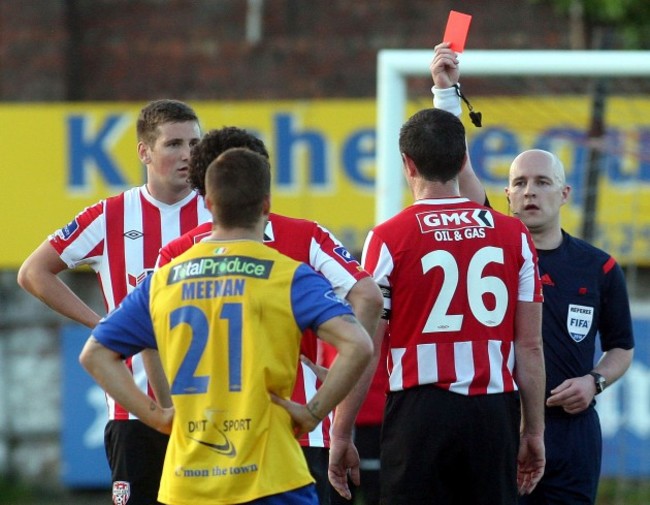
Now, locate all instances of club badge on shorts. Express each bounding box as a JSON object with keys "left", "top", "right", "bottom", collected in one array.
[
  {"left": 567, "top": 304, "right": 594, "bottom": 342},
  {"left": 112, "top": 481, "right": 131, "bottom": 505}
]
